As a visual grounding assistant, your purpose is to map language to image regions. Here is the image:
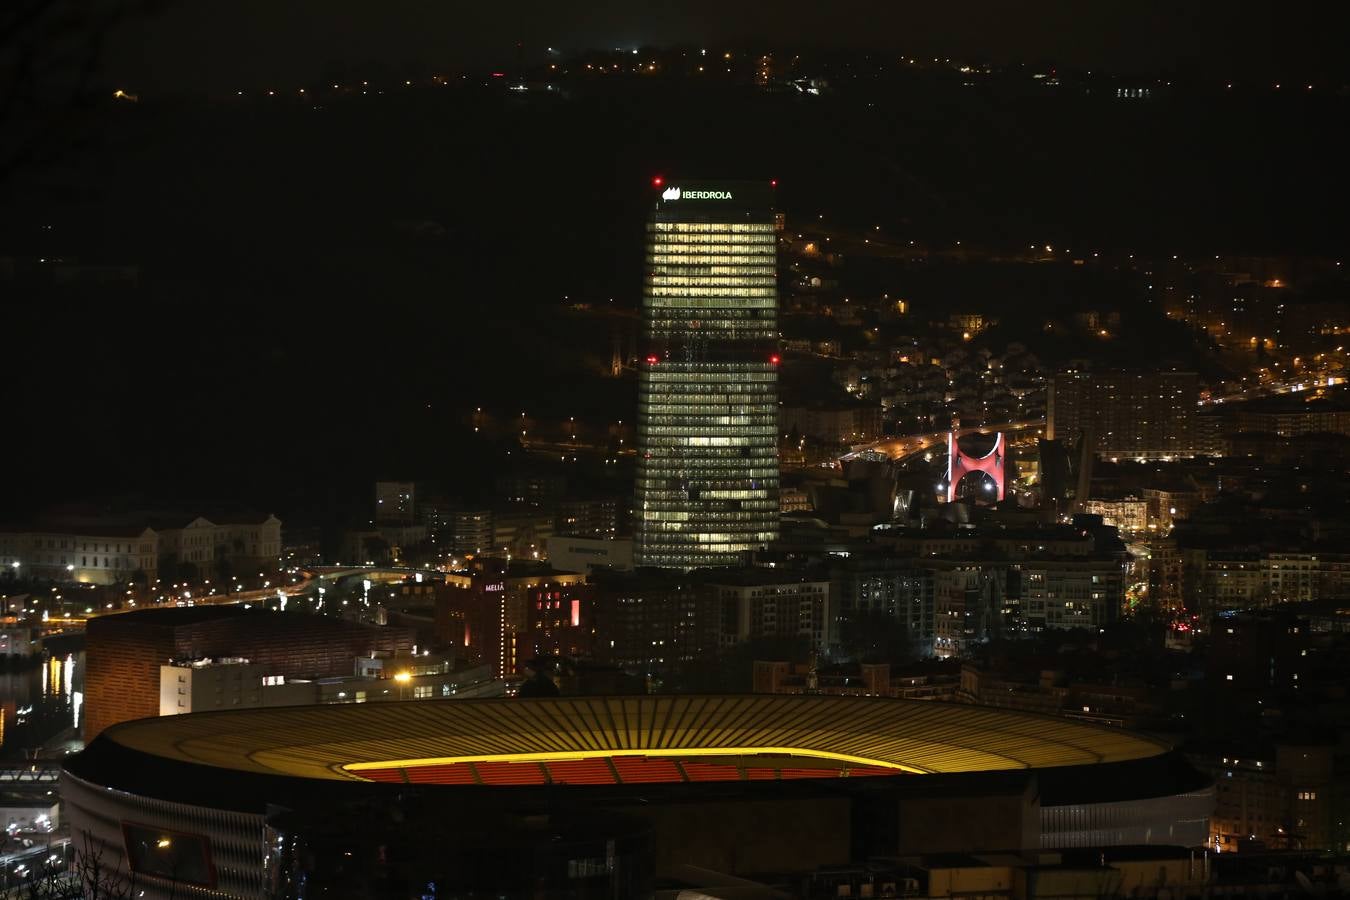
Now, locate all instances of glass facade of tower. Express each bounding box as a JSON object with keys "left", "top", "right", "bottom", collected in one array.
[{"left": 634, "top": 181, "right": 780, "bottom": 569}]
